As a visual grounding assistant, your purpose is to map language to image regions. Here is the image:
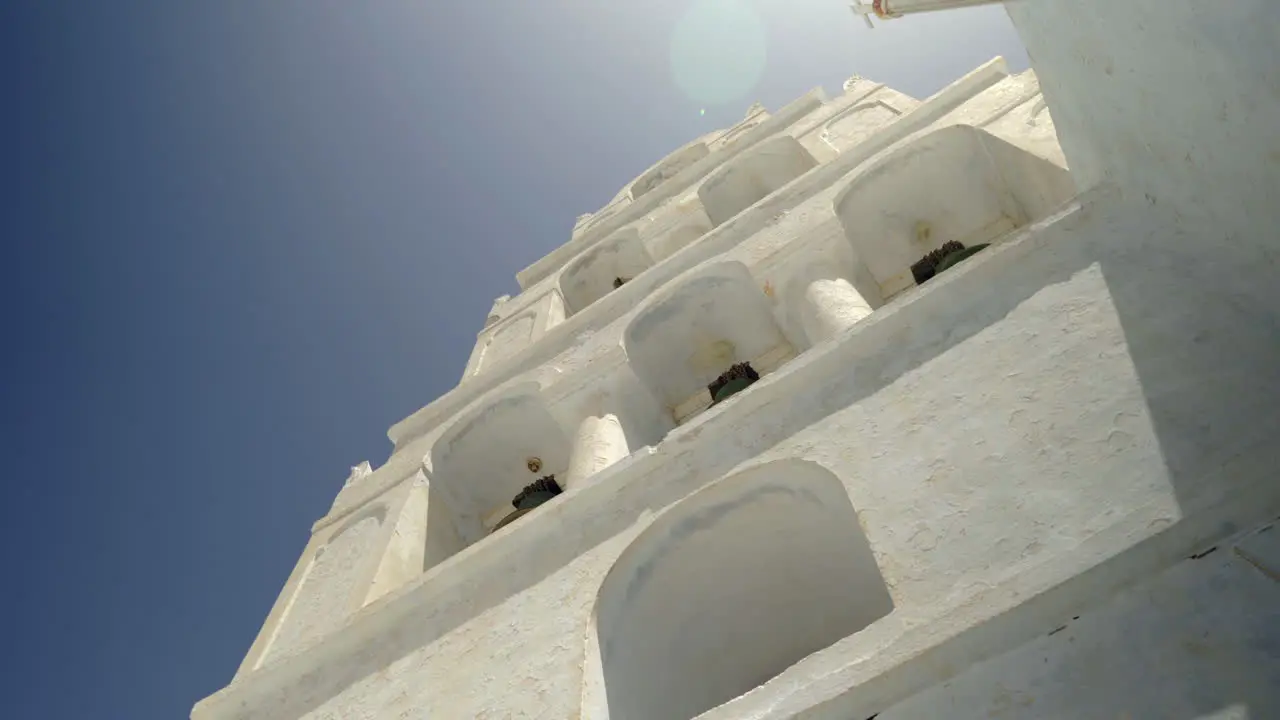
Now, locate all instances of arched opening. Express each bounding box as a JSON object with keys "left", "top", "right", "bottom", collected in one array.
[
  {"left": 630, "top": 142, "right": 710, "bottom": 200},
  {"left": 698, "top": 135, "right": 818, "bottom": 227},
  {"left": 427, "top": 385, "right": 573, "bottom": 557},
  {"left": 834, "top": 124, "right": 1075, "bottom": 300},
  {"left": 587, "top": 459, "right": 893, "bottom": 720},
  {"left": 559, "top": 228, "right": 655, "bottom": 315},
  {"left": 623, "top": 262, "right": 794, "bottom": 424},
  {"left": 648, "top": 213, "right": 714, "bottom": 263}
]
